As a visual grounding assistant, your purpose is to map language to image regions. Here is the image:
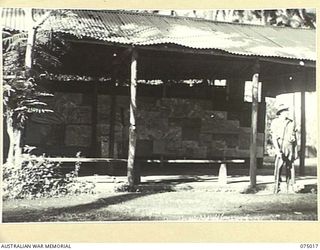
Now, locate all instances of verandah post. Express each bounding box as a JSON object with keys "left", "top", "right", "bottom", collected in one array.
[
  {"left": 108, "top": 67, "right": 117, "bottom": 175},
  {"left": 92, "top": 83, "right": 98, "bottom": 157},
  {"left": 300, "top": 89, "right": 306, "bottom": 176},
  {"left": 127, "top": 48, "right": 139, "bottom": 187},
  {"left": 249, "top": 59, "right": 260, "bottom": 188},
  {"left": 109, "top": 95, "right": 117, "bottom": 158}
]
